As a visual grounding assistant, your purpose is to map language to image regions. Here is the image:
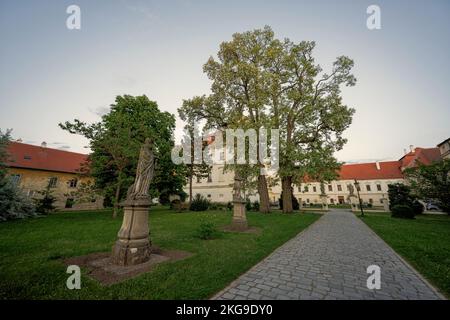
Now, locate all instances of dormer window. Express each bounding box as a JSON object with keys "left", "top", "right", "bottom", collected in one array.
[{"left": 24, "top": 155, "right": 32, "bottom": 160}]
